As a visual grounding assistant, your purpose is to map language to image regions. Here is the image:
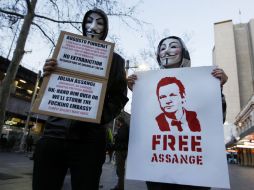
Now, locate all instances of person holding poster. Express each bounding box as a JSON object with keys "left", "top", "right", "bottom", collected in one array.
[
  {"left": 33, "top": 8, "right": 128, "bottom": 190},
  {"left": 127, "top": 36, "right": 228, "bottom": 190}
]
